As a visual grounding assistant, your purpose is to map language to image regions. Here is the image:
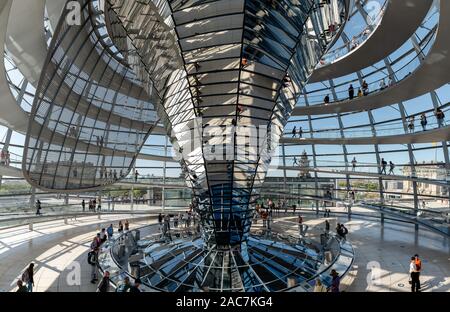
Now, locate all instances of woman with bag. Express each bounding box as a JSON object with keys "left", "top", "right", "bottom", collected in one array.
[{"left": 21, "top": 263, "right": 35, "bottom": 292}]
